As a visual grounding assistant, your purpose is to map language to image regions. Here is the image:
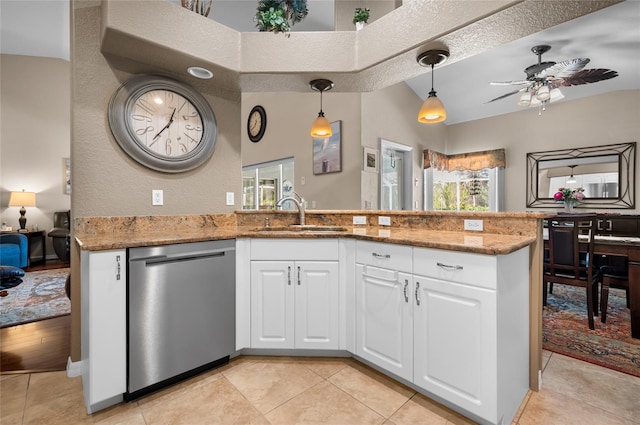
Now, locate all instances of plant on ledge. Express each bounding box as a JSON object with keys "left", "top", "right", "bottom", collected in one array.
[
  {"left": 353, "top": 7, "right": 370, "bottom": 25},
  {"left": 256, "top": 0, "right": 308, "bottom": 34}
]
